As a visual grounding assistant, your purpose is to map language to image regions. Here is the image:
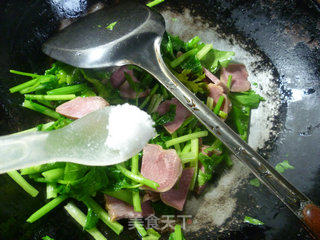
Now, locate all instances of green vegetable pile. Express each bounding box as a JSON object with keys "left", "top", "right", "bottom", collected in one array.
[{"left": 6, "top": 31, "right": 264, "bottom": 240}]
